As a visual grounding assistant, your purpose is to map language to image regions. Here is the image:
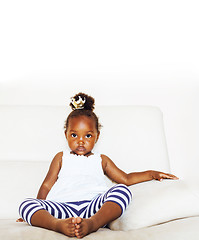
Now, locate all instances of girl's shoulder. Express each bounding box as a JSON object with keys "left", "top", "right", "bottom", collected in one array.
[
  {"left": 56, "top": 151, "right": 64, "bottom": 156},
  {"left": 52, "top": 151, "right": 63, "bottom": 160},
  {"left": 100, "top": 154, "right": 112, "bottom": 172},
  {"left": 53, "top": 151, "right": 63, "bottom": 160},
  {"left": 100, "top": 154, "right": 111, "bottom": 161},
  {"left": 49, "top": 151, "right": 63, "bottom": 171}
]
